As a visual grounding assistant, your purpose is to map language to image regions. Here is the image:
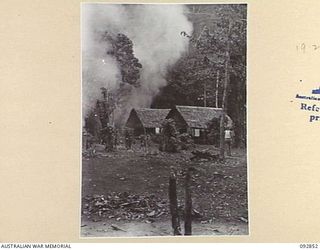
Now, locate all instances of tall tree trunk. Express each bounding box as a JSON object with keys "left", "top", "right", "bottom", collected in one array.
[
  {"left": 215, "top": 71, "right": 219, "bottom": 108},
  {"left": 219, "top": 21, "right": 232, "bottom": 160}
]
